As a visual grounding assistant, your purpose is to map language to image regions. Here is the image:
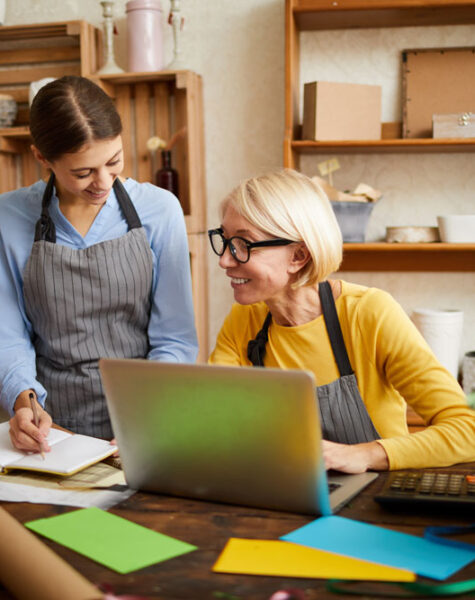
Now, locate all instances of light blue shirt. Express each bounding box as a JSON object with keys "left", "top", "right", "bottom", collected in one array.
[{"left": 0, "top": 178, "right": 198, "bottom": 414}]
